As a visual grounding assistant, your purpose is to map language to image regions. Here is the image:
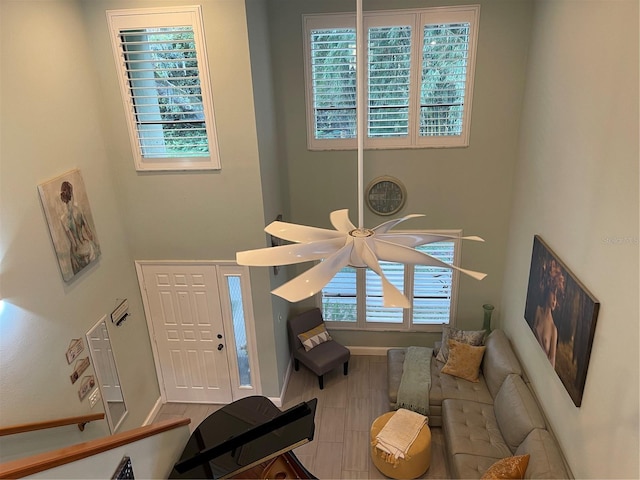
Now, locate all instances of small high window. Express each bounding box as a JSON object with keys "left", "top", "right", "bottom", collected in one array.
[{"left": 107, "top": 6, "right": 220, "bottom": 171}]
